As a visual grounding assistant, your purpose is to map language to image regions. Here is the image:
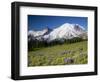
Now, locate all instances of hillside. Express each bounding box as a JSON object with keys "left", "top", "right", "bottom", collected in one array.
[{"left": 28, "top": 41, "right": 88, "bottom": 66}]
